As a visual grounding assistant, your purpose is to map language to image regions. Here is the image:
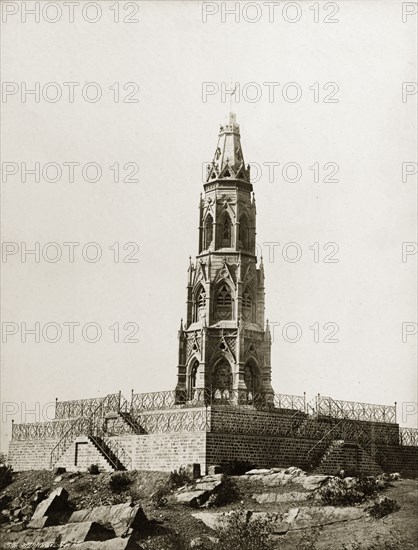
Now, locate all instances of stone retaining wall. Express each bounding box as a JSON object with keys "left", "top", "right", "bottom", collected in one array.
[{"left": 8, "top": 438, "right": 59, "bottom": 471}]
